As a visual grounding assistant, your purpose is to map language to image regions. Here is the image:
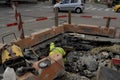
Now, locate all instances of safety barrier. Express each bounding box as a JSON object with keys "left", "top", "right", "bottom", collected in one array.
[
  {"left": 1, "top": 15, "right": 117, "bottom": 27},
  {"left": 71, "top": 15, "right": 117, "bottom": 28},
  {"left": 1, "top": 15, "right": 67, "bottom": 27},
  {"left": 79, "top": 15, "right": 117, "bottom": 20}
]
